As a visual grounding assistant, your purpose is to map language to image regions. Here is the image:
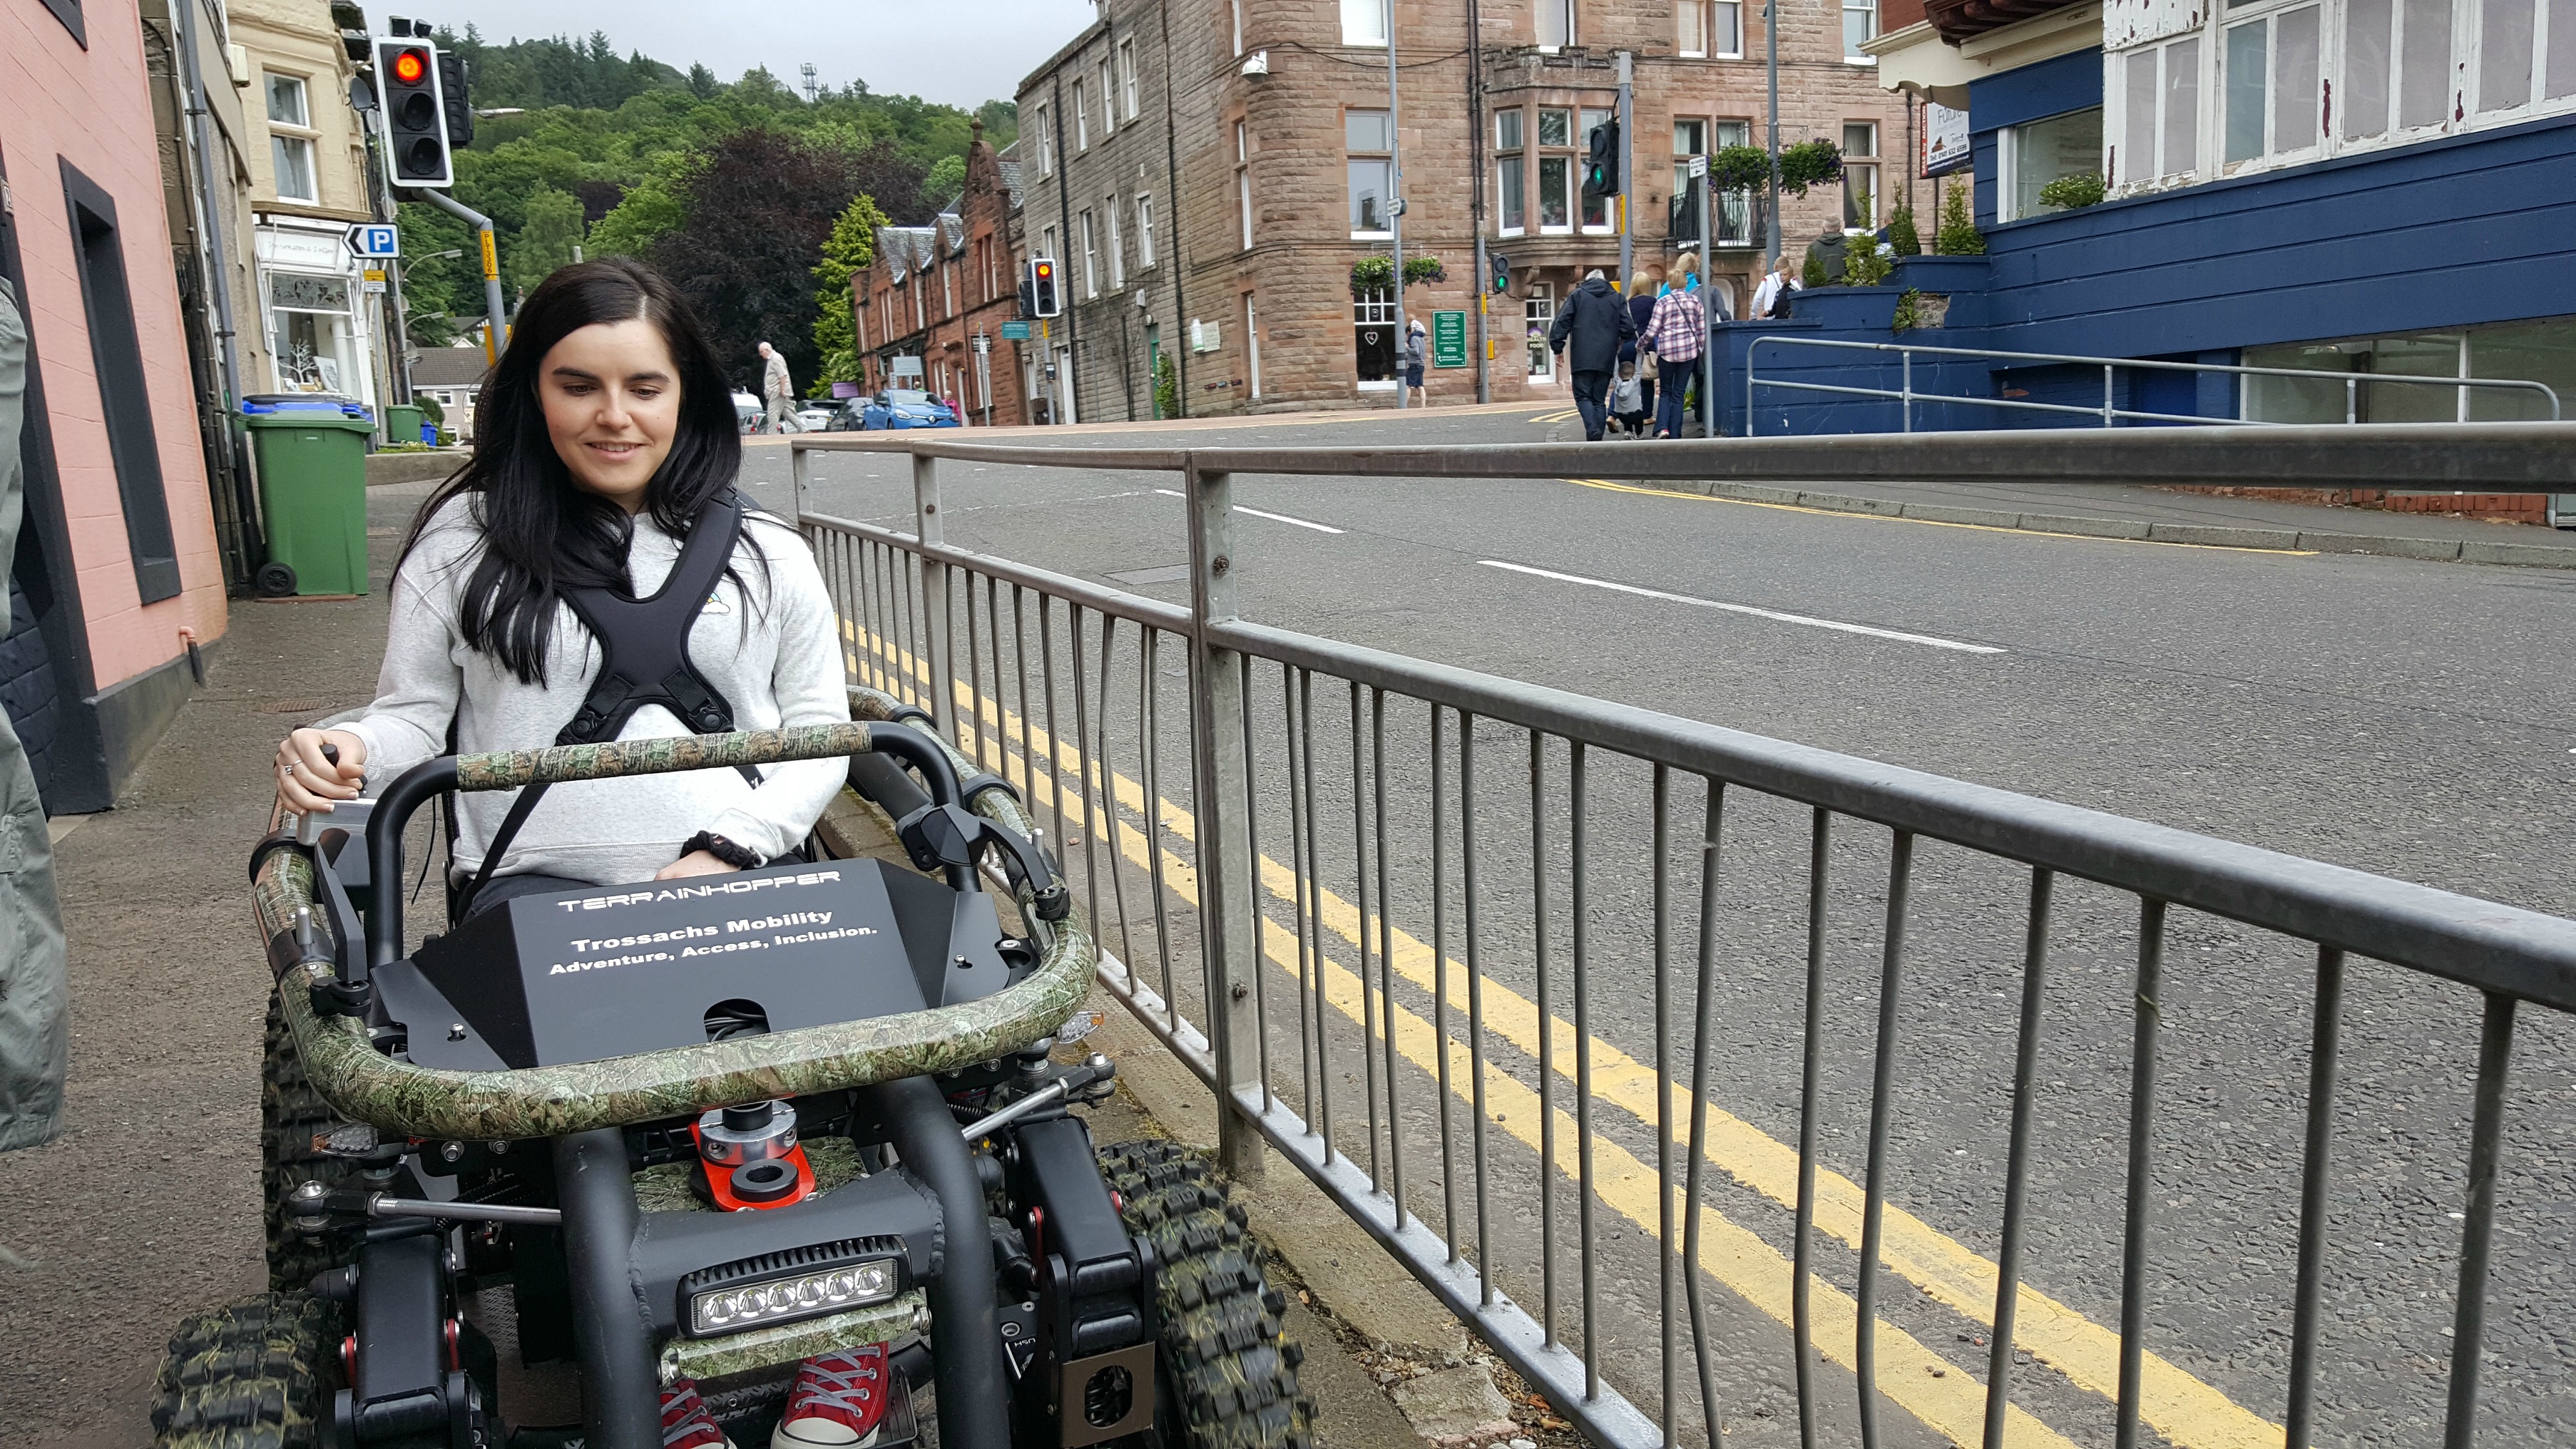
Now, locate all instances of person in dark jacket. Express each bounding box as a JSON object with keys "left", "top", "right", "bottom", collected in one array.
[
  {"left": 0, "top": 277, "right": 65, "bottom": 1152},
  {"left": 1548, "top": 269, "right": 1636, "bottom": 441}
]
